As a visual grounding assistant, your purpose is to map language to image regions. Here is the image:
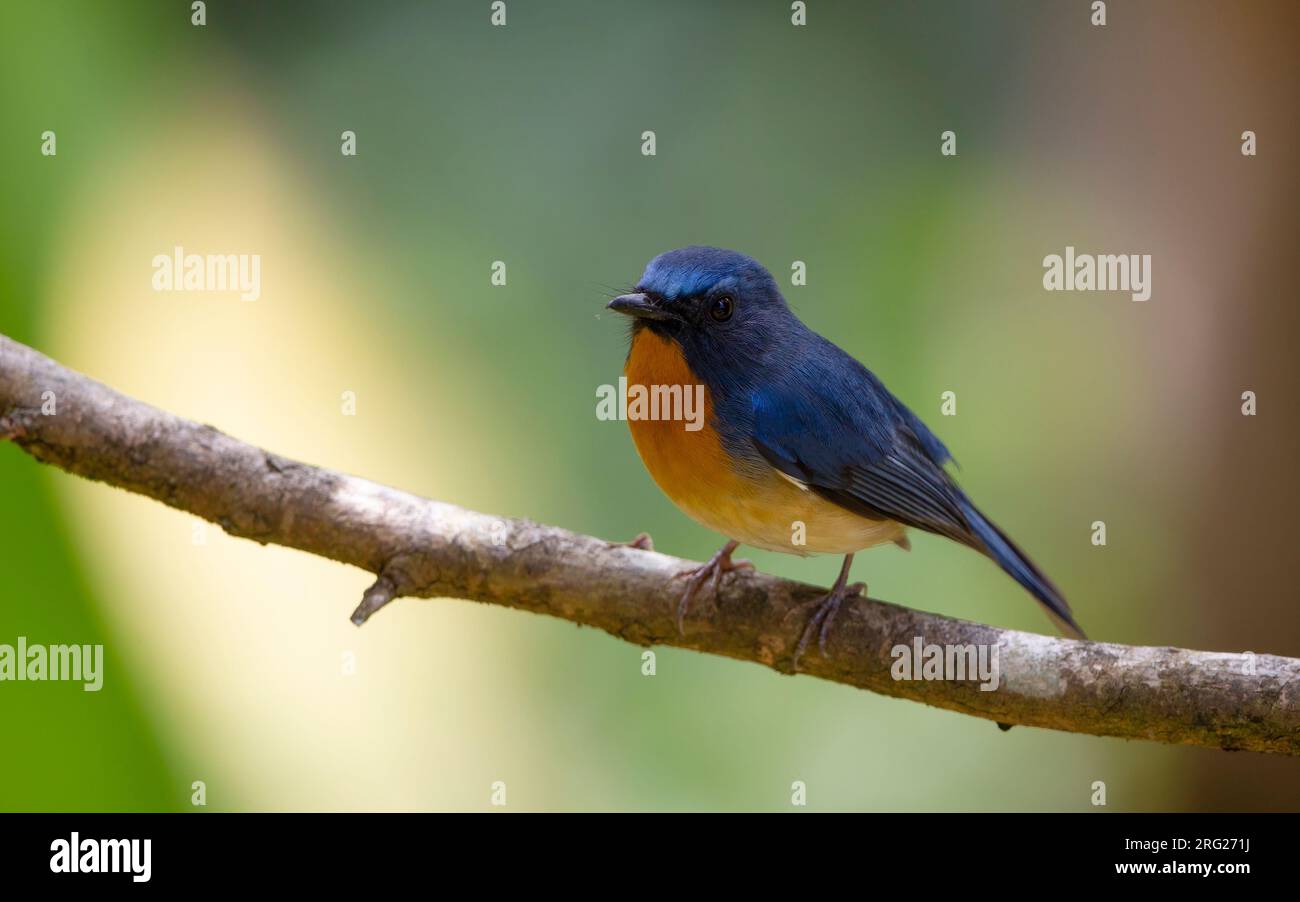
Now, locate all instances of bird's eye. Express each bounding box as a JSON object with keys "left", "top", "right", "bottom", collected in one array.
[{"left": 710, "top": 295, "right": 734, "bottom": 322}]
